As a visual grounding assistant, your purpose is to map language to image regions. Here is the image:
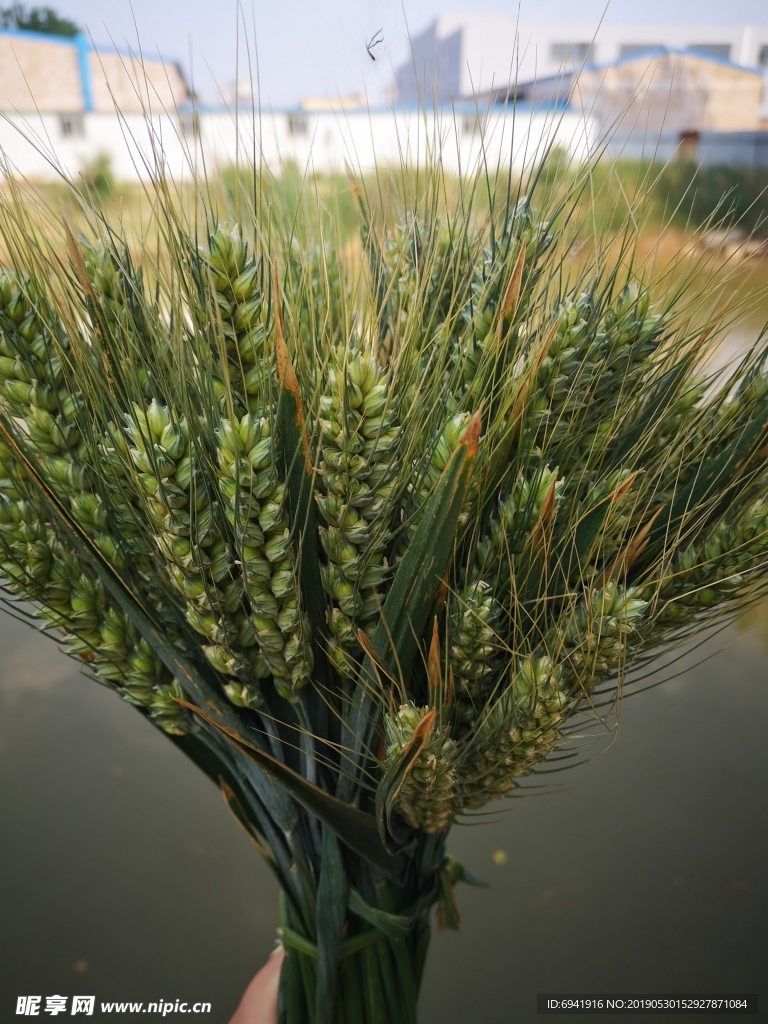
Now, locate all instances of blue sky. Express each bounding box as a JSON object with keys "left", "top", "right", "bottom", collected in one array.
[{"left": 55, "top": 1, "right": 768, "bottom": 106}]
